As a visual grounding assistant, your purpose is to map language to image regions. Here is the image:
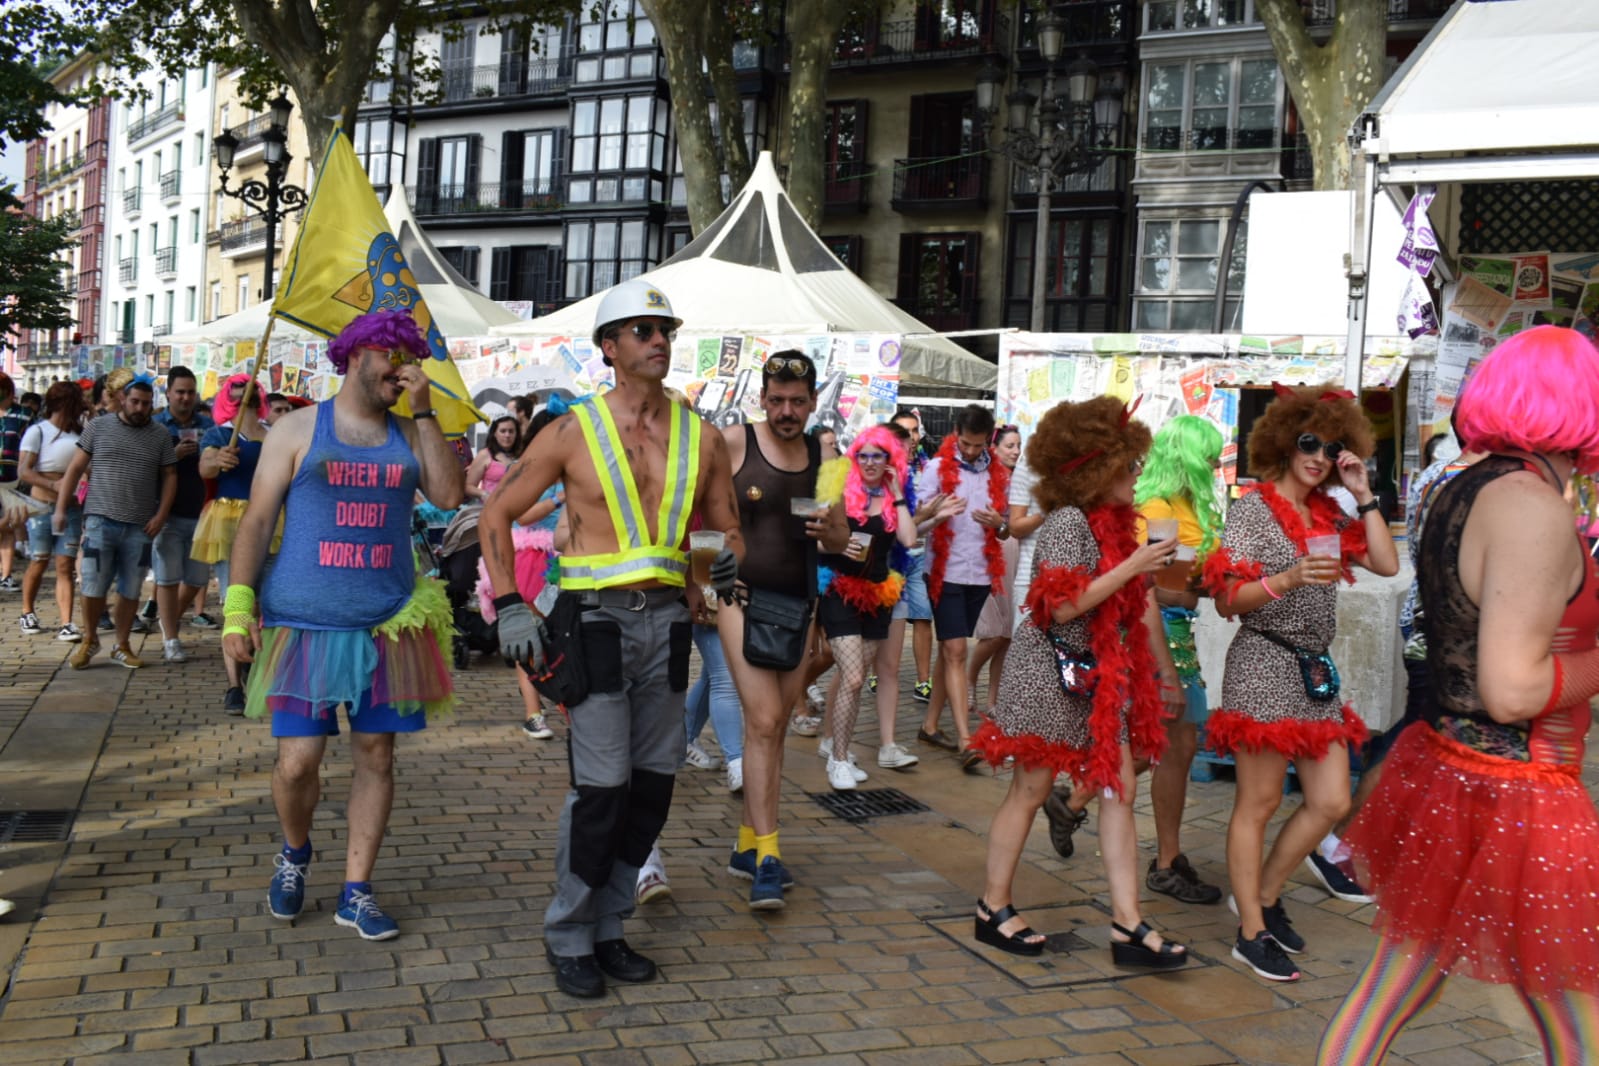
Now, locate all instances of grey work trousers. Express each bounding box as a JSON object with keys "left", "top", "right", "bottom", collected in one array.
[{"left": 544, "top": 595, "right": 690, "bottom": 956}]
